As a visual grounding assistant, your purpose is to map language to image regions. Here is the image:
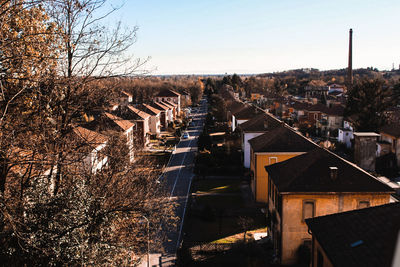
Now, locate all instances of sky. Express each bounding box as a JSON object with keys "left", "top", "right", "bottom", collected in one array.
[{"left": 104, "top": 0, "right": 400, "bottom": 75}]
